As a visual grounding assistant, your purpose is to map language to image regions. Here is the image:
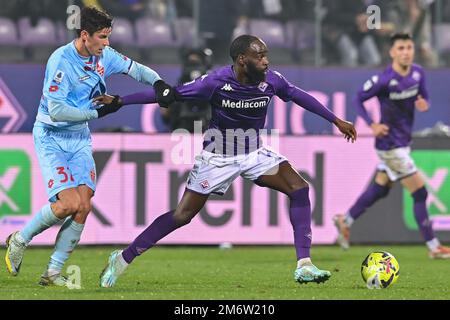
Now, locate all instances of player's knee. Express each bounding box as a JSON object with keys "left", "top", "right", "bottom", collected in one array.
[
  {"left": 58, "top": 198, "right": 81, "bottom": 216},
  {"left": 412, "top": 186, "right": 428, "bottom": 203},
  {"left": 375, "top": 183, "right": 390, "bottom": 198},
  {"left": 288, "top": 185, "right": 311, "bottom": 209},
  {"left": 173, "top": 209, "right": 196, "bottom": 226},
  {"left": 380, "top": 190, "right": 389, "bottom": 199},
  {"left": 288, "top": 181, "right": 309, "bottom": 195},
  {"left": 78, "top": 202, "right": 92, "bottom": 216},
  {"left": 70, "top": 202, "right": 92, "bottom": 224}
]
